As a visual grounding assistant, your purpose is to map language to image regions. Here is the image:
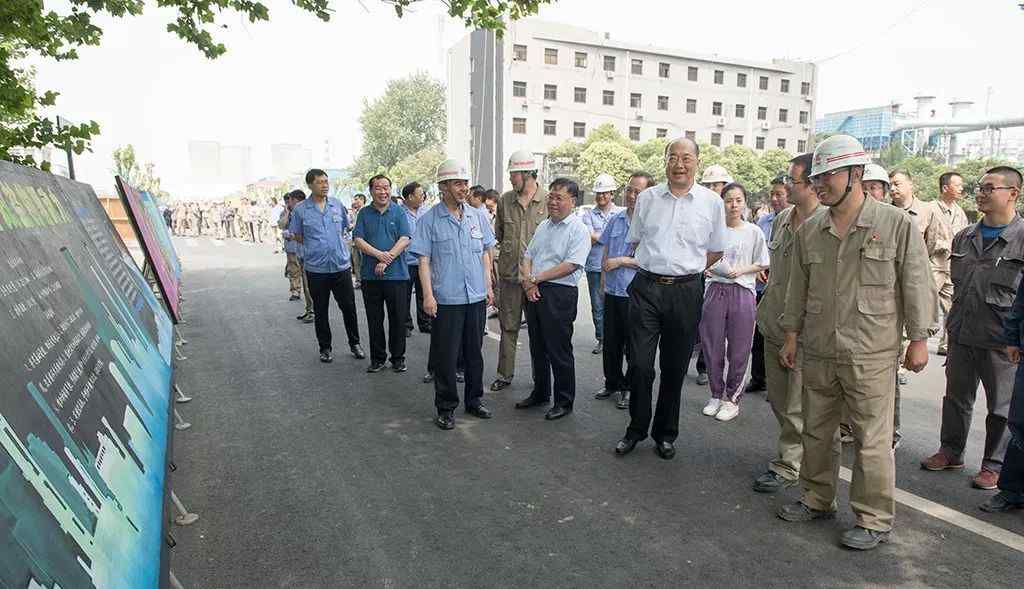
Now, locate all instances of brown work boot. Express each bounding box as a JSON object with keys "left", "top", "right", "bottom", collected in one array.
[
  {"left": 920, "top": 451, "right": 964, "bottom": 471},
  {"left": 972, "top": 468, "right": 999, "bottom": 490}
]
